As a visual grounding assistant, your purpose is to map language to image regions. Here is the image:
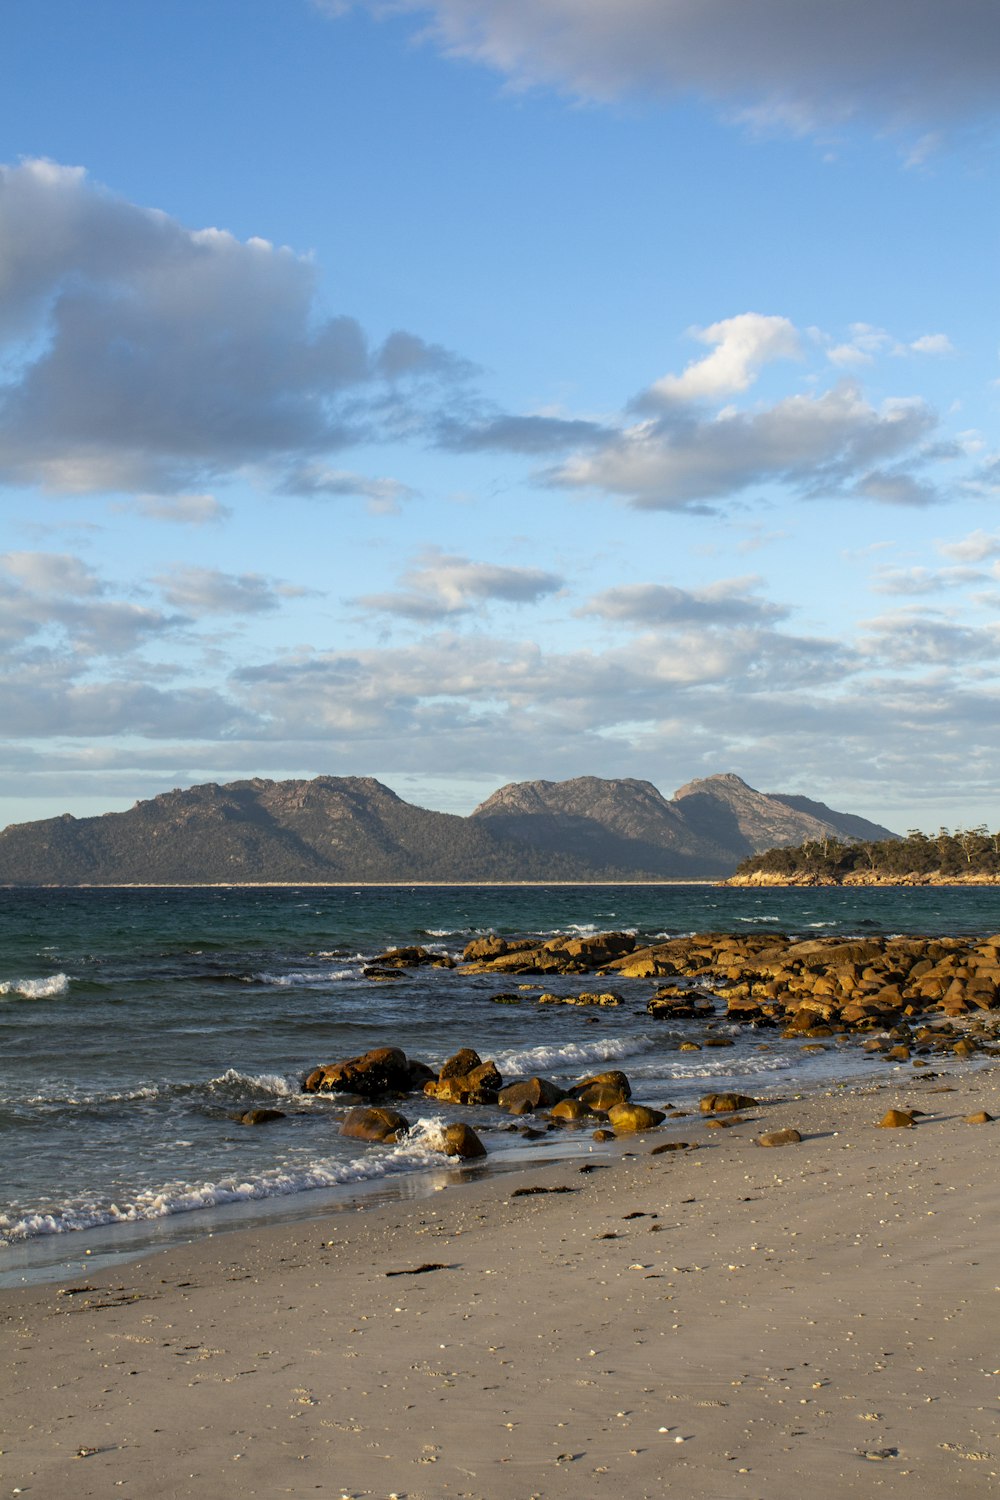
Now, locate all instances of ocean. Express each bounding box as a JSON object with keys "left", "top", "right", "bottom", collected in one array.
[{"left": 2, "top": 882, "right": 998, "bottom": 1287}]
